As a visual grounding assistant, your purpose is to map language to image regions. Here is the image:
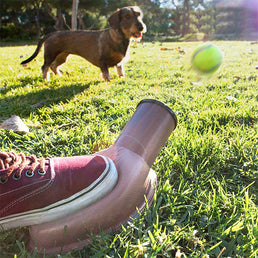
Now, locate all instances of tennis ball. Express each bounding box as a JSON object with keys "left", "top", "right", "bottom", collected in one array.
[{"left": 191, "top": 43, "right": 223, "bottom": 74}]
